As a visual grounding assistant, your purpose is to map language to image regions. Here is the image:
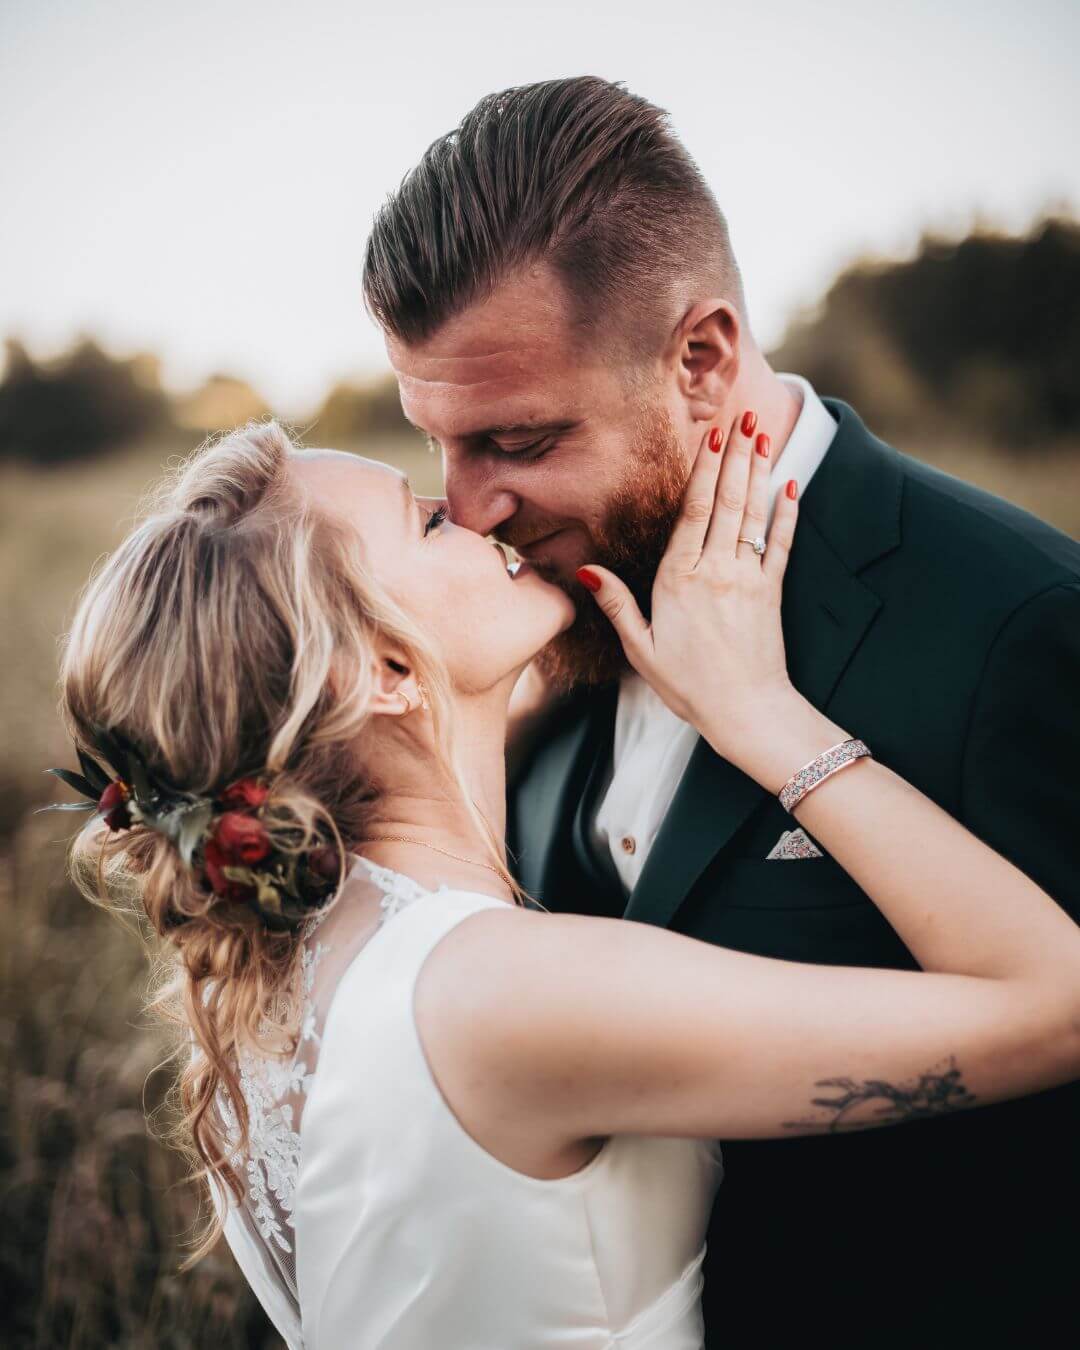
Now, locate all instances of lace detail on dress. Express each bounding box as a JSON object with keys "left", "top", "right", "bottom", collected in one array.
[
  {"left": 219, "top": 934, "right": 329, "bottom": 1255},
  {"left": 355, "top": 854, "right": 449, "bottom": 920},
  {"left": 219, "top": 855, "right": 436, "bottom": 1262}
]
